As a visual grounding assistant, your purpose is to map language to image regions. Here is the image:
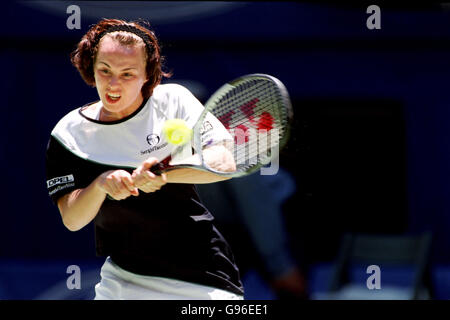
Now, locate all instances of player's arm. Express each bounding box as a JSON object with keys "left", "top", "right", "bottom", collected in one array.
[
  {"left": 133, "top": 143, "right": 235, "bottom": 188},
  {"left": 57, "top": 170, "right": 138, "bottom": 231},
  {"left": 167, "top": 143, "right": 235, "bottom": 183},
  {"left": 166, "top": 168, "right": 230, "bottom": 184}
]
